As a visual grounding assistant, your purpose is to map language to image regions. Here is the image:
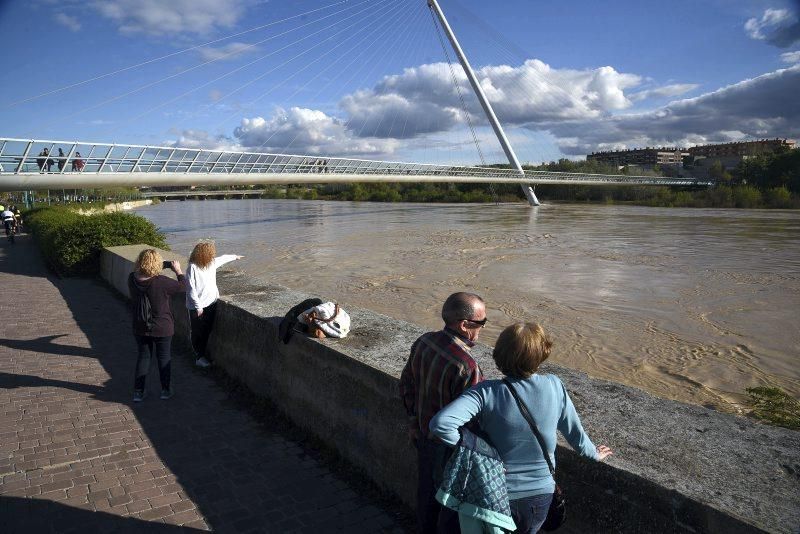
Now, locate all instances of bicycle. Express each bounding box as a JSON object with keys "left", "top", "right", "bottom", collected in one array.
[{"left": 4, "top": 220, "right": 16, "bottom": 244}]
